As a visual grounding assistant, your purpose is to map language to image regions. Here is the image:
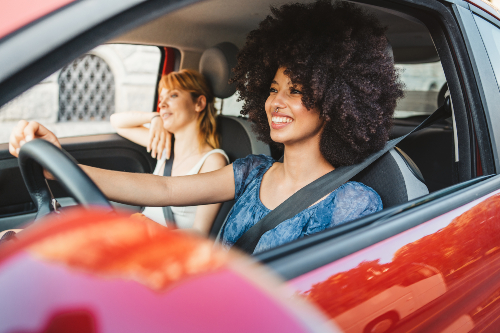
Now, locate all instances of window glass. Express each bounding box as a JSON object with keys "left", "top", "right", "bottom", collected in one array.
[
  {"left": 216, "top": 93, "right": 245, "bottom": 117},
  {"left": 0, "top": 44, "right": 161, "bottom": 144},
  {"left": 474, "top": 15, "right": 500, "bottom": 92},
  {"left": 394, "top": 62, "right": 447, "bottom": 118}
]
